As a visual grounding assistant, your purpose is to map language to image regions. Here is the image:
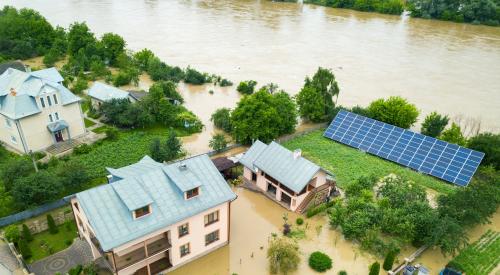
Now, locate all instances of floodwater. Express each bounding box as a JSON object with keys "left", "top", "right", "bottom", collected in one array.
[{"left": 5, "top": 0, "right": 500, "bottom": 133}]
